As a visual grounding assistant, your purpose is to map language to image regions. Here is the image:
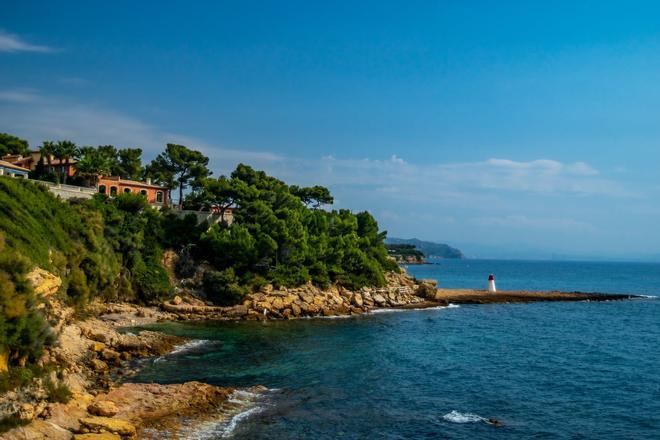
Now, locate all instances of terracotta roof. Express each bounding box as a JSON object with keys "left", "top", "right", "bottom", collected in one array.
[
  {"left": 98, "top": 176, "right": 169, "bottom": 190},
  {"left": 0, "top": 160, "right": 30, "bottom": 172}
]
